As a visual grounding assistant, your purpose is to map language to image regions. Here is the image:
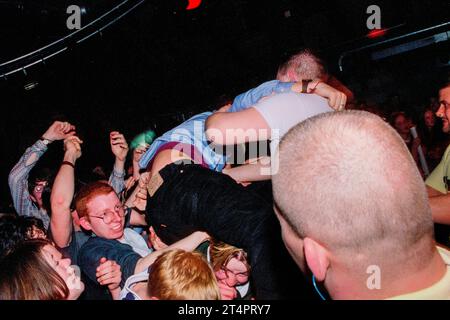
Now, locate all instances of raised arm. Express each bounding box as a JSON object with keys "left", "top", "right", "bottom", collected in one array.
[
  {"left": 9, "top": 121, "right": 75, "bottom": 228},
  {"left": 108, "top": 131, "right": 129, "bottom": 194},
  {"left": 134, "top": 231, "right": 209, "bottom": 274},
  {"left": 50, "top": 136, "right": 82, "bottom": 248}
]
